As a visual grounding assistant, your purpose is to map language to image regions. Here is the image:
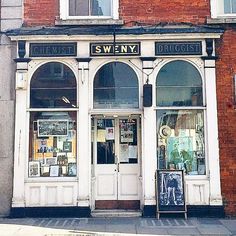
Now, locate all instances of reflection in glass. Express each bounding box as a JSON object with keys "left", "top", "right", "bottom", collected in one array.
[
  {"left": 157, "top": 110, "right": 205, "bottom": 175},
  {"left": 30, "top": 62, "right": 76, "bottom": 108},
  {"left": 69, "top": 0, "right": 111, "bottom": 16},
  {"left": 224, "top": 0, "right": 236, "bottom": 13},
  {"left": 94, "top": 62, "right": 139, "bottom": 109},
  {"left": 156, "top": 61, "right": 203, "bottom": 107}
]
